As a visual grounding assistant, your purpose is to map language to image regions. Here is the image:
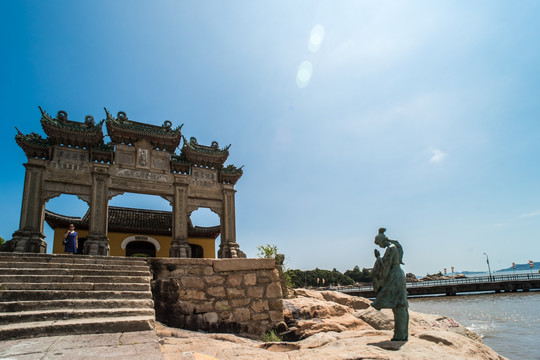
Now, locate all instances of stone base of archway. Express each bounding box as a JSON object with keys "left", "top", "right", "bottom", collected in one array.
[
  {"left": 83, "top": 235, "right": 110, "bottom": 256},
  {"left": 10, "top": 230, "right": 47, "bottom": 253}
]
